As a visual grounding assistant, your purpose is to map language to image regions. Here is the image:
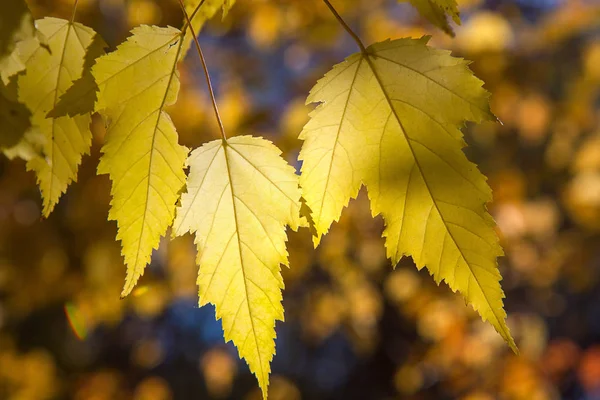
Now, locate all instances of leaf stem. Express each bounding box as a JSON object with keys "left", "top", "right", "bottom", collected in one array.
[
  {"left": 177, "top": 0, "right": 227, "bottom": 141},
  {"left": 181, "top": 0, "right": 207, "bottom": 34},
  {"left": 322, "top": 0, "right": 367, "bottom": 54},
  {"left": 70, "top": 0, "right": 79, "bottom": 23}
]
